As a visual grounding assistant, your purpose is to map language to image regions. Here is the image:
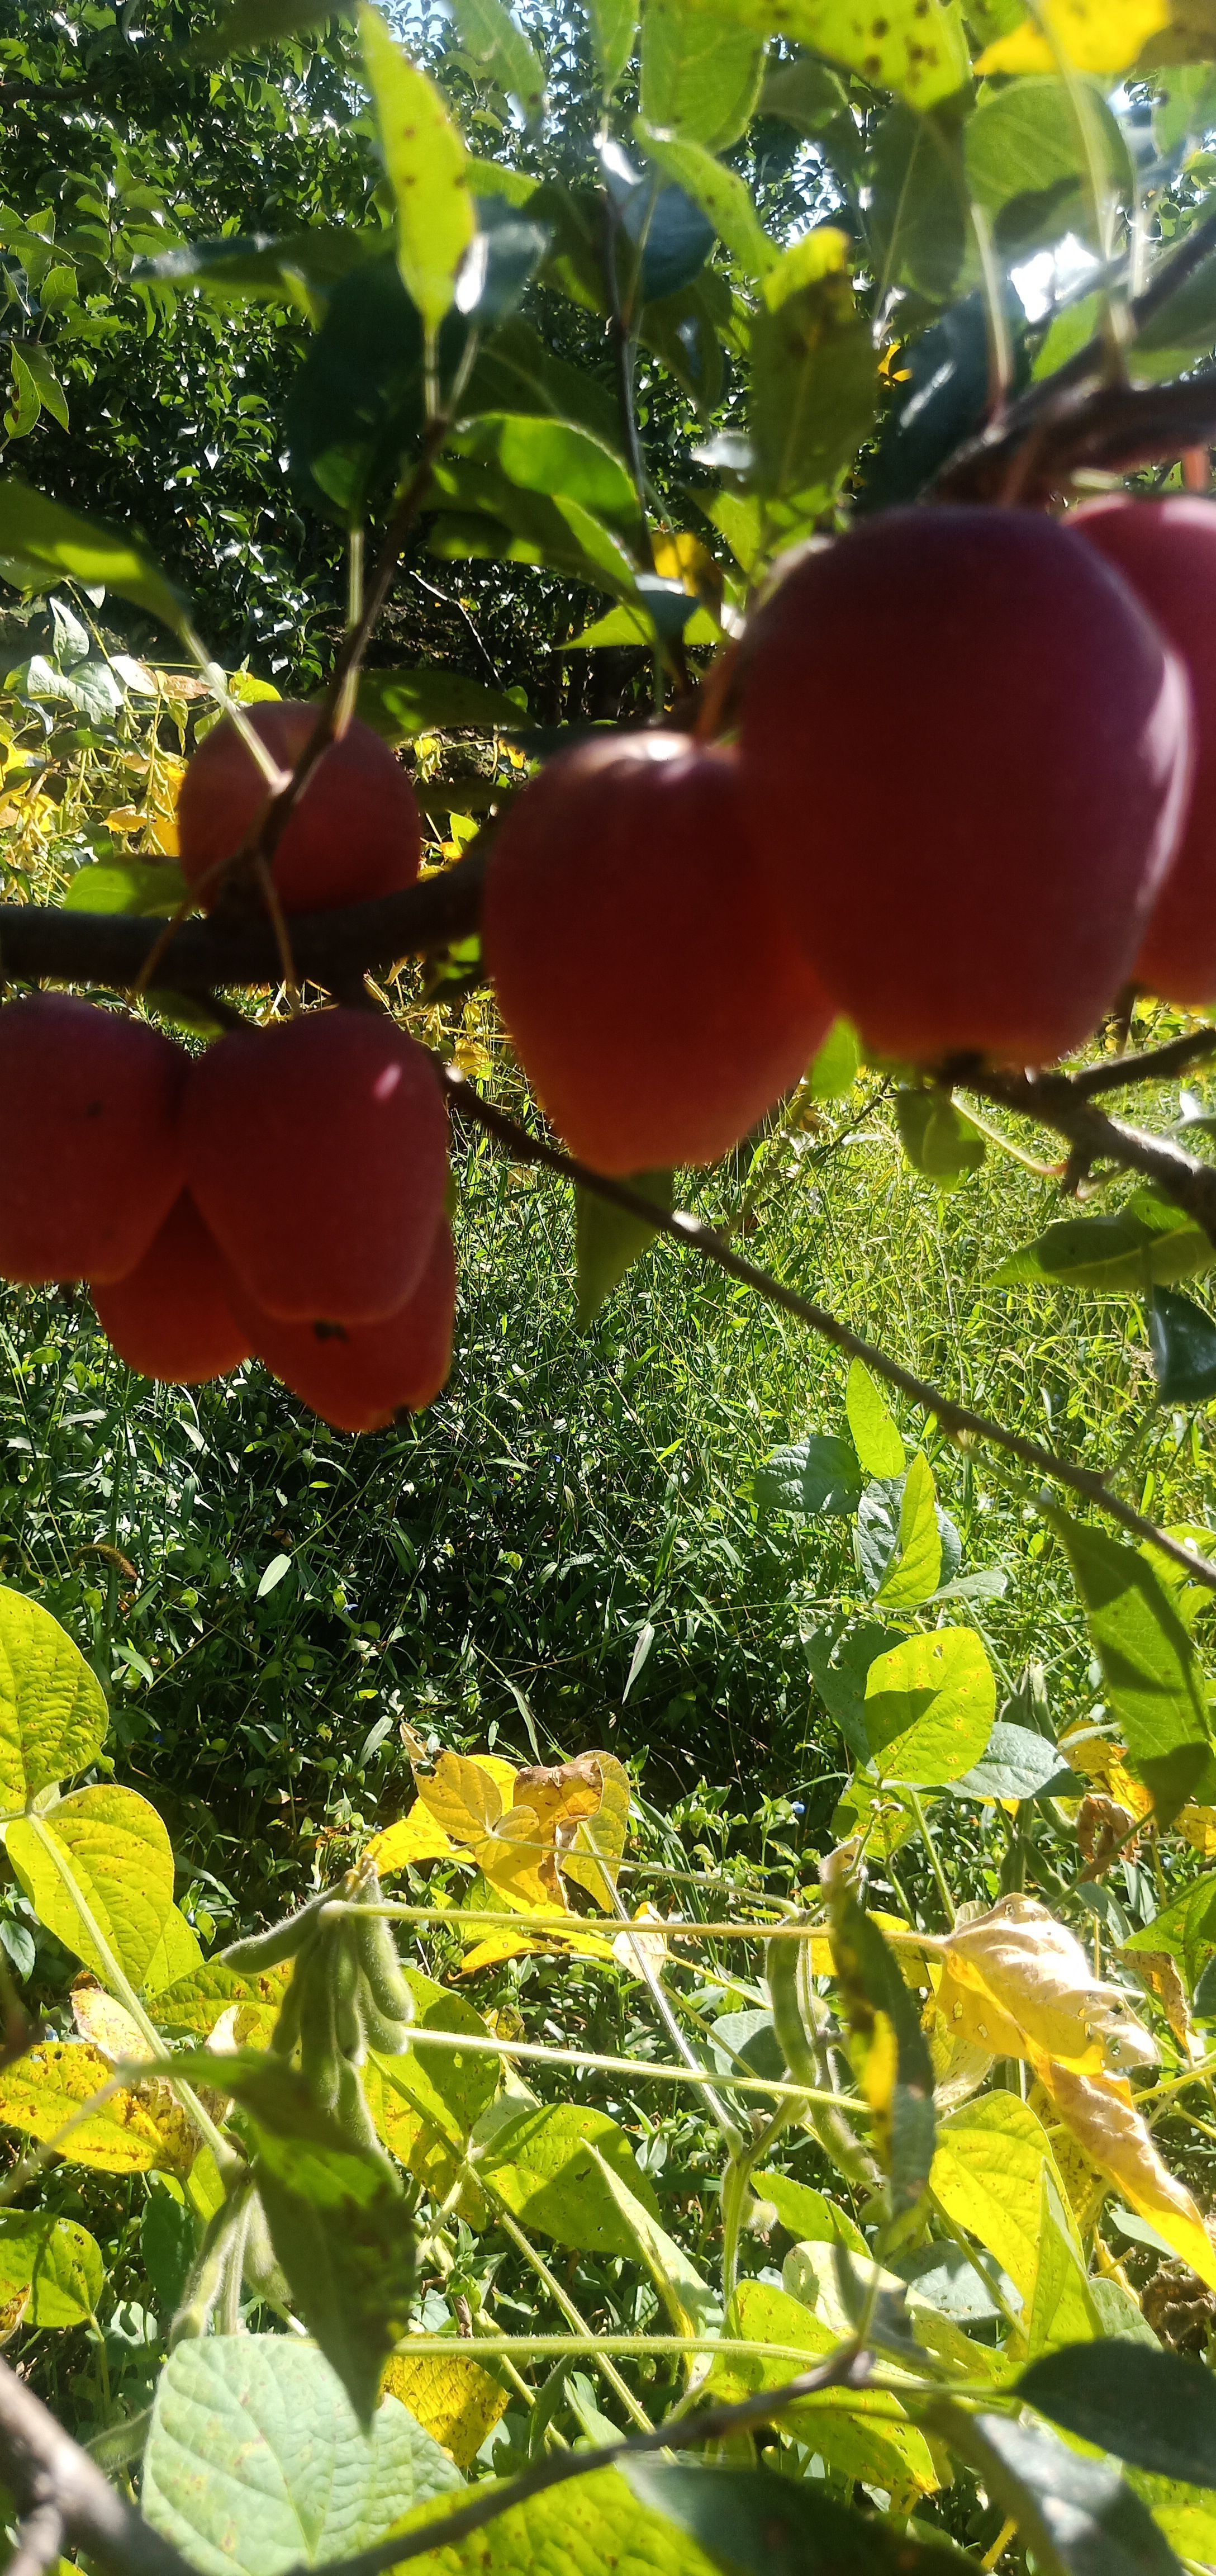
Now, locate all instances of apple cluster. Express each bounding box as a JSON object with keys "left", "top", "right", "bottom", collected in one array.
[
  {"left": 8, "top": 495, "right": 1215, "bottom": 1438},
  {"left": 486, "top": 498, "right": 1216, "bottom": 1168},
  {"left": 0, "top": 707, "right": 449, "bottom": 1431}
]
